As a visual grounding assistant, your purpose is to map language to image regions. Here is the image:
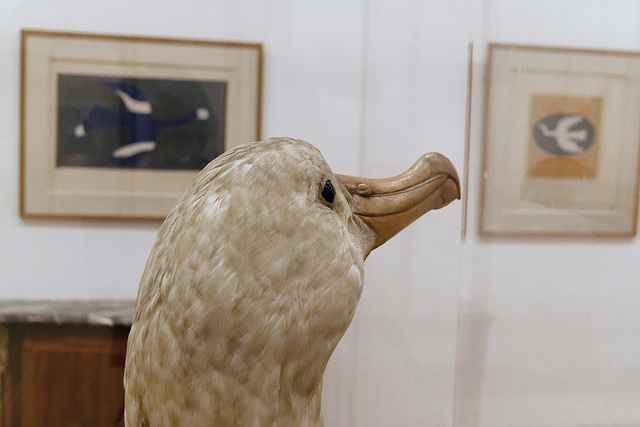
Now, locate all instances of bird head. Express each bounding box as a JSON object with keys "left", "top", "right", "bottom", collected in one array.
[
  {"left": 170, "top": 137, "right": 459, "bottom": 260},
  {"left": 152, "top": 137, "right": 459, "bottom": 336},
  {"left": 126, "top": 137, "right": 459, "bottom": 425}
]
